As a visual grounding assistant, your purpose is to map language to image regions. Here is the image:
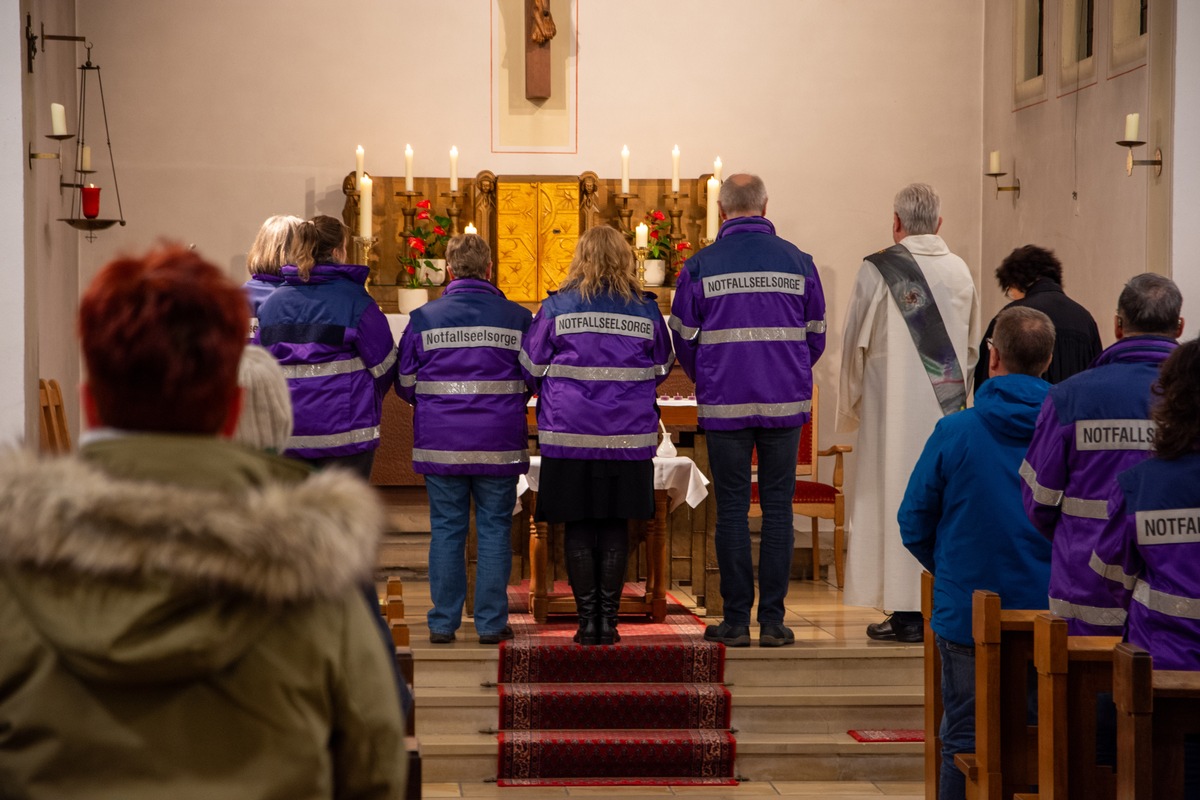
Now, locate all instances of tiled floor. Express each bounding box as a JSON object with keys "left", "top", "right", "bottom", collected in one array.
[{"left": 388, "top": 576, "right": 924, "bottom": 797}]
